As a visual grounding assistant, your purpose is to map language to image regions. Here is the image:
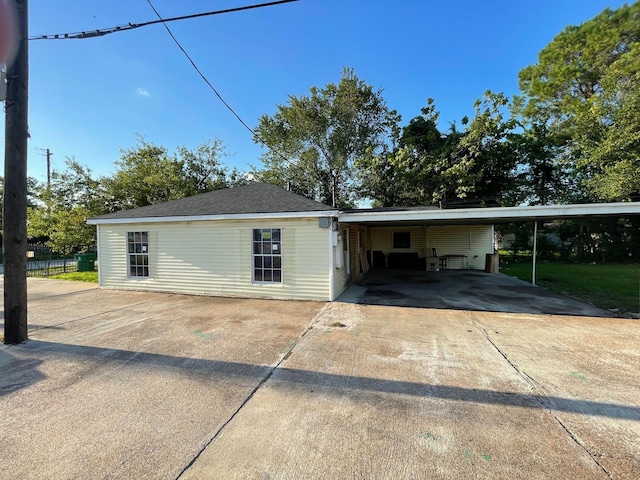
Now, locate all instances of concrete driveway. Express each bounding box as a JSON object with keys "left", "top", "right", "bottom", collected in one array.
[
  {"left": 356, "top": 268, "right": 613, "bottom": 317},
  {"left": 1, "top": 278, "right": 639, "bottom": 479}
]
